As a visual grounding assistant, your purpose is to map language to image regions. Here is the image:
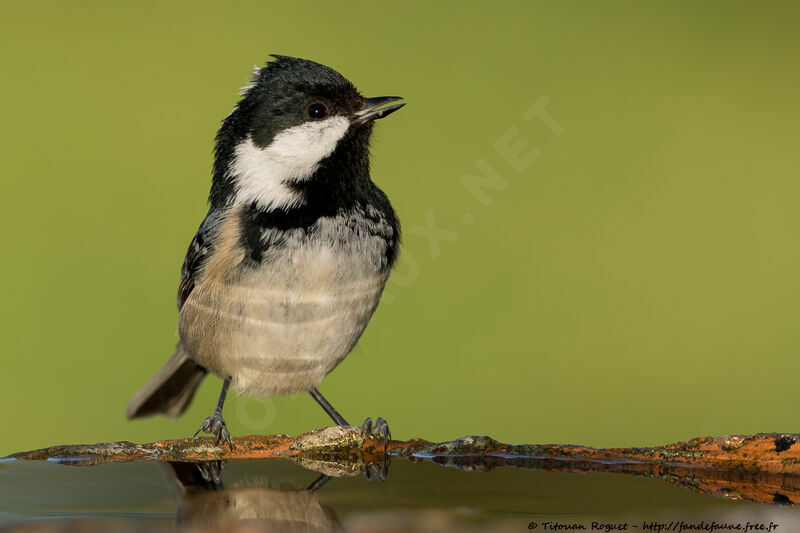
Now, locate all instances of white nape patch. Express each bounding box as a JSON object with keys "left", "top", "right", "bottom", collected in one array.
[
  {"left": 237, "top": 64, "right": 261, "bottom": 95},
  {"left": 230, "top": 116, "right": 351, "bottom": 211},
  {"left": 238, "top": 82, "right": 256, "bottom": 96}
]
